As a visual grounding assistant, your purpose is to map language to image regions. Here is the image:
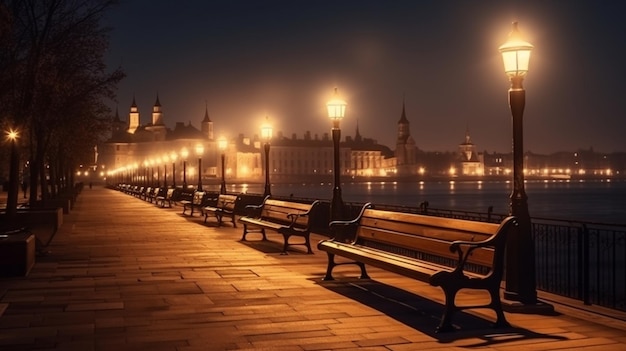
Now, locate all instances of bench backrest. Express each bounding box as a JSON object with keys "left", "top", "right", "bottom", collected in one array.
[
  {"left": 165, "top": 188, "right": 175, "bottom": 199},
  {"left": 355, "top": 209, "right": 511, "bottom": 269},
  {"left": 260, "top": 199, "right": 317, "bottom": 229},
  {"left": 217, "top": 194, "right": 238, "bottom": 211},
  {"left": 192, "top": 191, "right": 206, "bottom": 205}
]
